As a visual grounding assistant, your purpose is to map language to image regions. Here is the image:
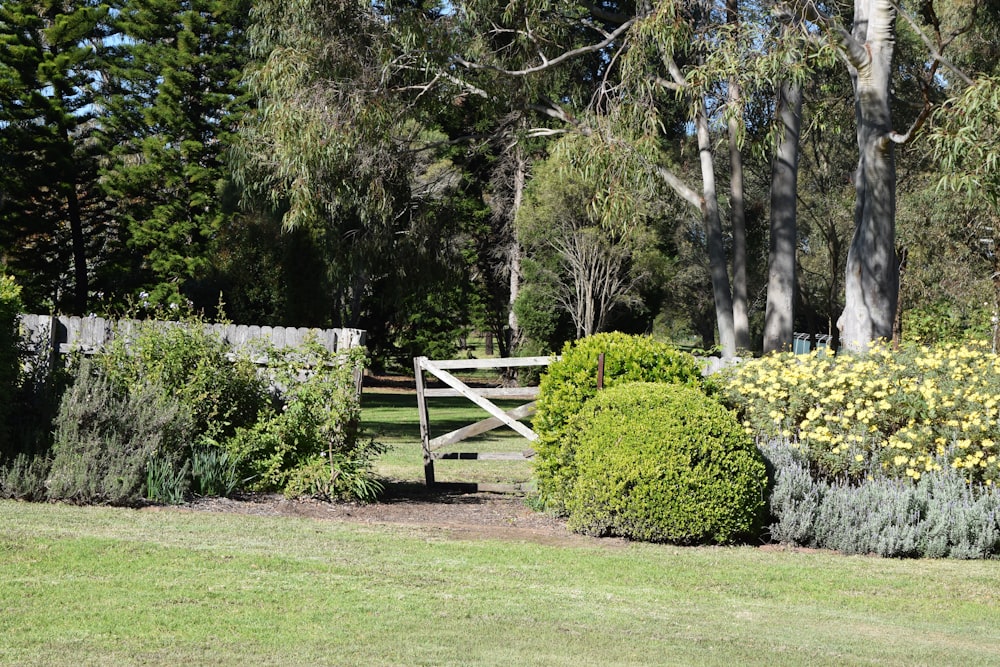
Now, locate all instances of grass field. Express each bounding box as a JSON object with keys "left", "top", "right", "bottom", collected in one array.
[
  {"left": 362, "top": 388, "right": 533, "bottom": 487},
  {"left": 3, "top": 501, "right": 1000, "bottom": 666},
  {"left": 4, "top": 384, "right": 1000, "bottom": 665}
]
